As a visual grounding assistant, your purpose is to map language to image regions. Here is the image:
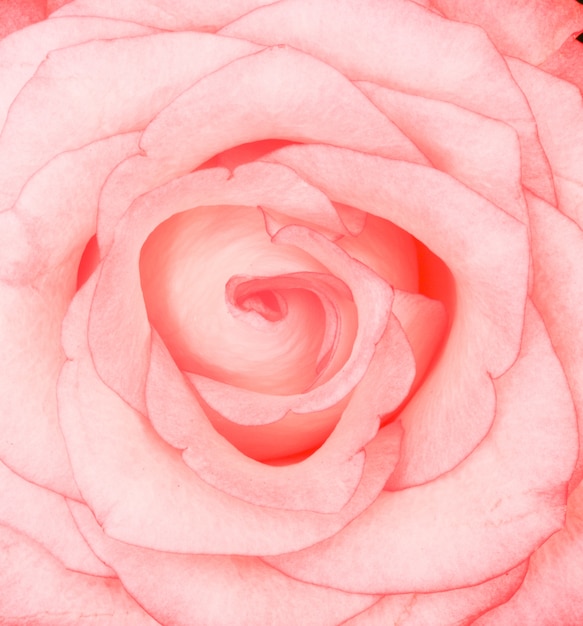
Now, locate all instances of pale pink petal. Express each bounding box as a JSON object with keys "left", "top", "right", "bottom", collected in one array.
[
  {"left": 70, "top": 503, "right": 379, "bottom": 626},
  {"left": 0, "top": 524, "right": 159, "bottom": 625},
  {"left": 345, "top": 562, "right": 527, "bottom": 625},
  {"left": 221, "top": 0, "right": 554, "bottom": 202},
  {"left": 0, "top": 31, "right": 259, "bottom": 212},
  {"left": 508, "top": 58, "right": 583, "bottom": 226},
  {"left": 358, "top": 82, "right": 527, "bottom": 221},
  {"left": 527, "top": 192, "right": 583, "bottom": 489},
  {"left": 0, "top": 133, "right": 137, "bottom": 497},
  {"left": 428, "top": 0, "right": 583, "bottom": 64},
  {"left": 264, "top": 303, "right": 578, "bottom": 593},
  {"left": 0, "top": 460, "right": 112, "bottom": 577},
  {"left": 51, "top": 0, "right": 280, "bottom": 31},
  {"left": 475, "top": 483, "right": 583, "bottom": 625},
  {"left": 0, "top": 17, "right": 154, "bottom": 133},
  {"left": 268, "top": 144, "right": 528, "bottom": 487}
]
